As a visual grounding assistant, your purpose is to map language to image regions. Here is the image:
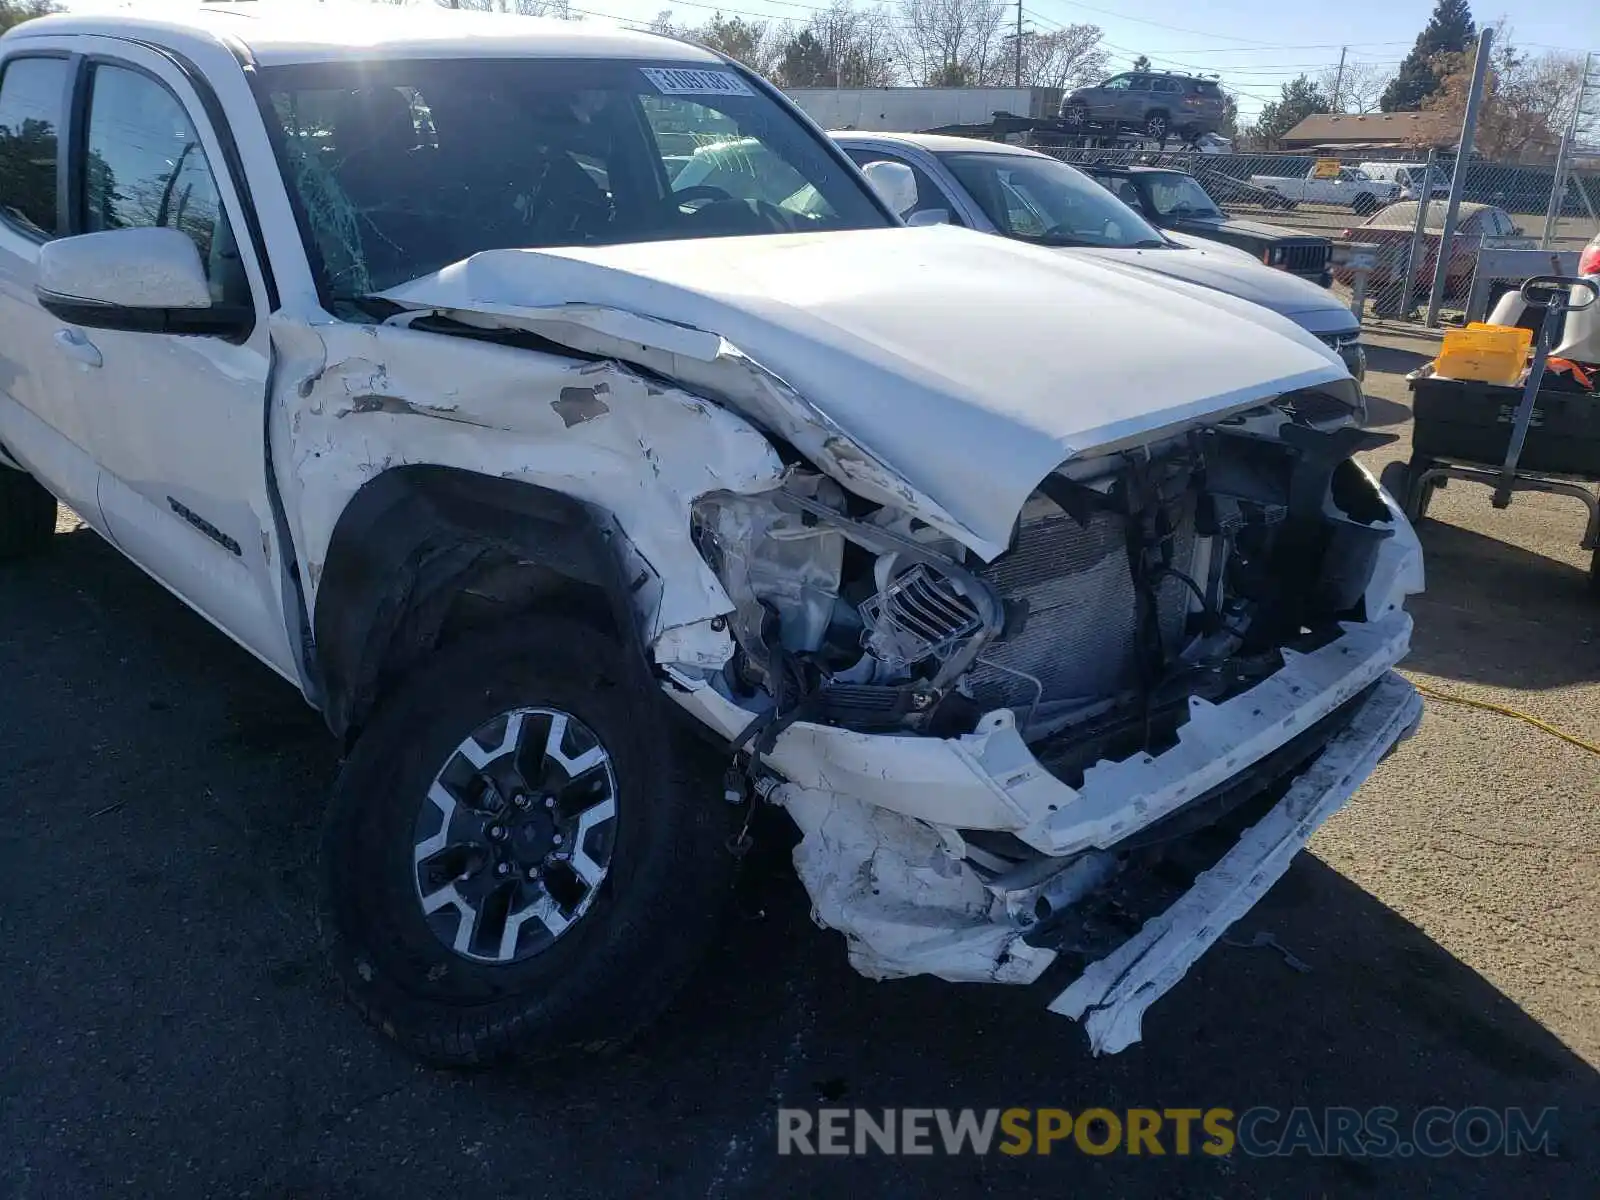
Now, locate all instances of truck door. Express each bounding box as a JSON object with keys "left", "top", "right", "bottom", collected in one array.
[
  {"left": 50, "top": 41, "right": 300, "bottom": 679},
  {"left": 0, "top": 47, "right": 109, "bottom": 532}
]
